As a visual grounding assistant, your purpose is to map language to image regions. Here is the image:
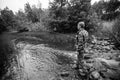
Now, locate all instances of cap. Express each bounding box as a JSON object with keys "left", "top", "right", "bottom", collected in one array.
[{"left": 77, "top": 21, "right": 85, "bottom": 29}]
